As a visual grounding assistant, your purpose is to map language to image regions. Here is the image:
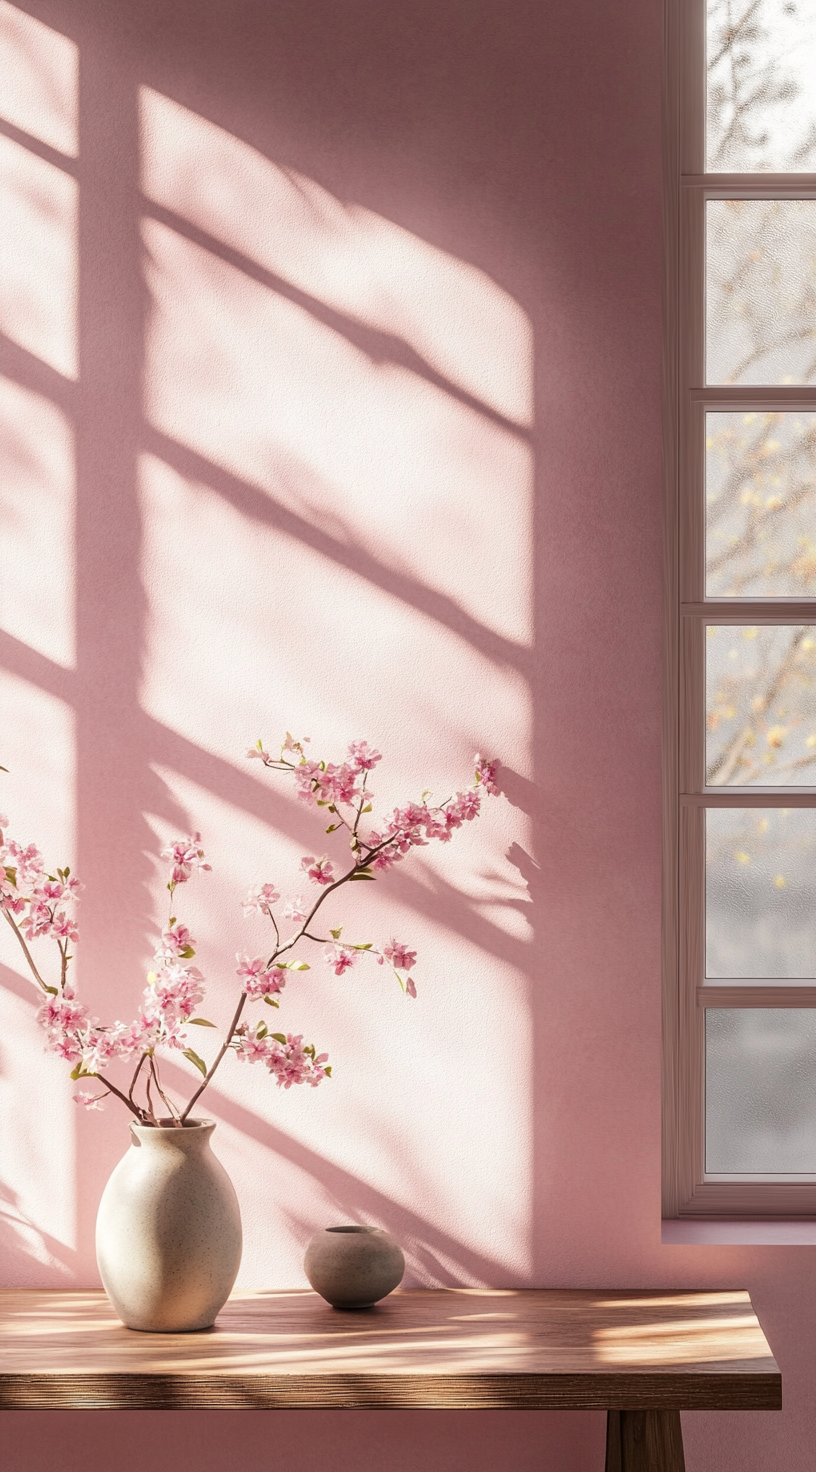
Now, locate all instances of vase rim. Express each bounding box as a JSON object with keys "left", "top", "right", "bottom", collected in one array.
[{"left": 130, "top": 1117, "right": 215, "bottom": 1133}]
